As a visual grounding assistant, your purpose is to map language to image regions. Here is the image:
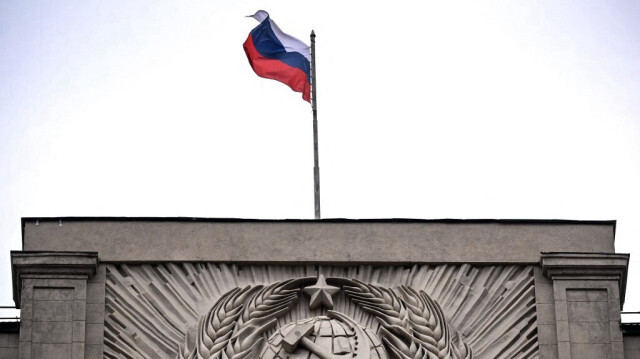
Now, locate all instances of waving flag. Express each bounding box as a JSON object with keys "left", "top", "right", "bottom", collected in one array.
[{"left": 243, "top": 10, "right": 311, "bottom": 102}]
